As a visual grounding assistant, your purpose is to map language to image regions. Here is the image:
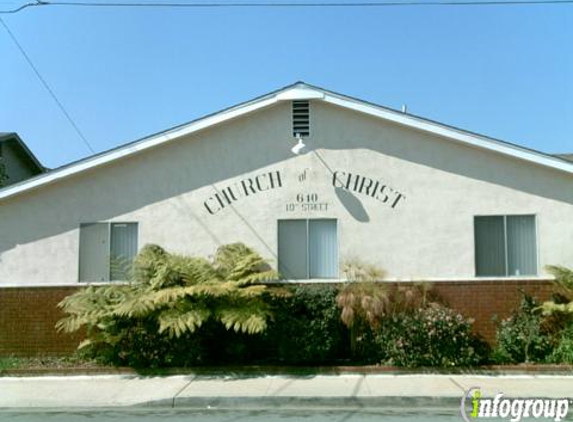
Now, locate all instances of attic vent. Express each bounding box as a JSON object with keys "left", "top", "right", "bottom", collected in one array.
[{"left": 292, "top": 100, "right": 310, "bottom": 137}]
